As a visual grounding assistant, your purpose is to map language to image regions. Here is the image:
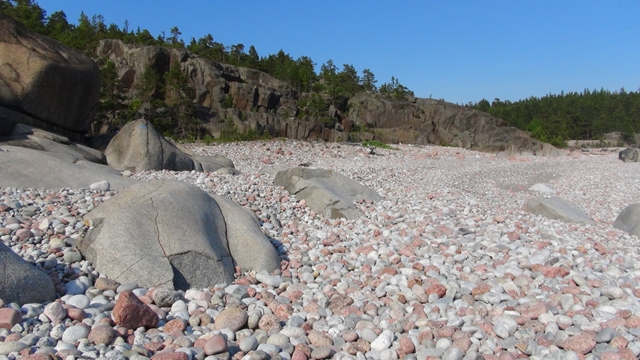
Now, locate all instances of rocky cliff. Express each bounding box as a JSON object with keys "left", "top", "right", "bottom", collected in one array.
[
  {"left": 348, "top": 94, "right": 564, "bottom": 156},
  {"left": 95, "top": 40, "right": 562, "bottom": 155}
]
